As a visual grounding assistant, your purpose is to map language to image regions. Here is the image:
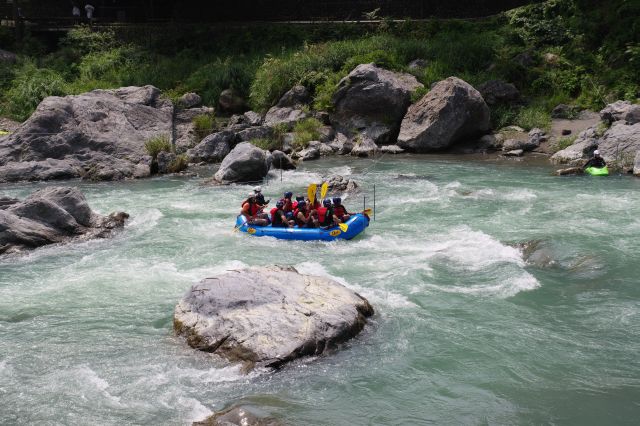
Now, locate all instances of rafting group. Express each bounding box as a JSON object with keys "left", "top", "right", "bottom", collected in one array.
[{"left": 241, "top": 184, "right": 353, "bottom": 229}]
